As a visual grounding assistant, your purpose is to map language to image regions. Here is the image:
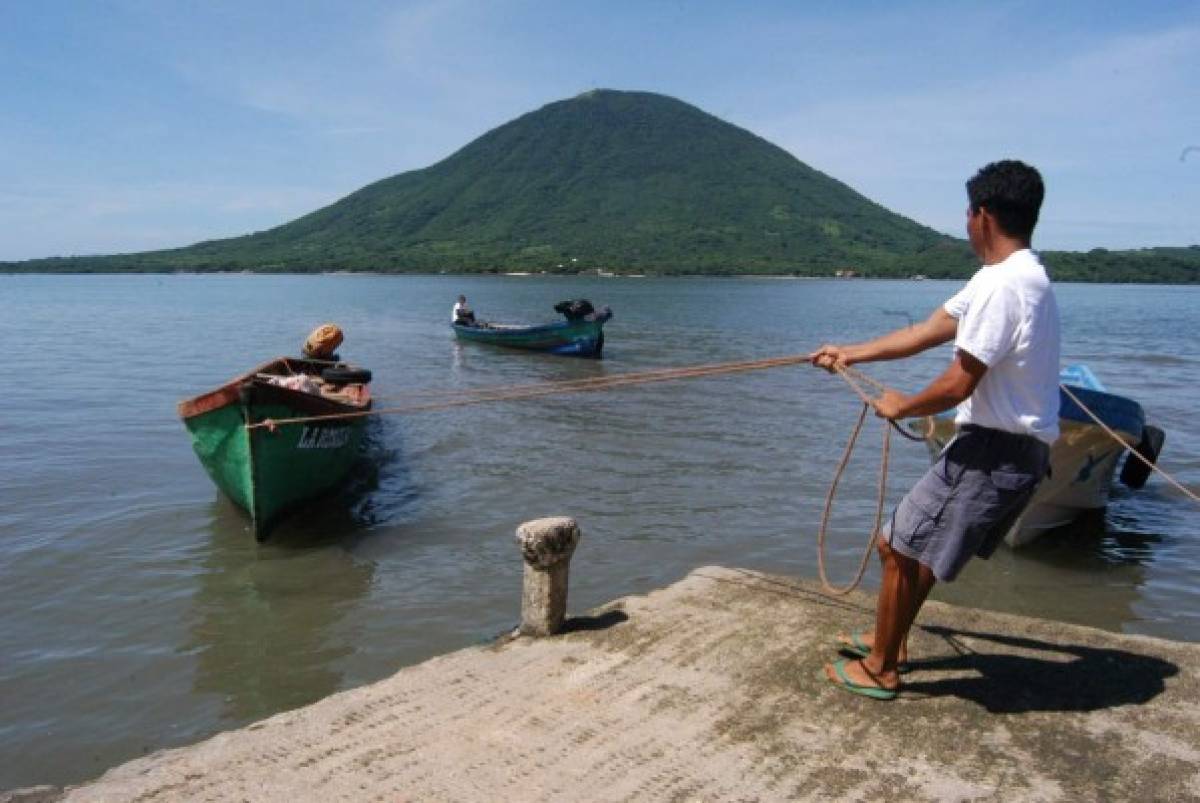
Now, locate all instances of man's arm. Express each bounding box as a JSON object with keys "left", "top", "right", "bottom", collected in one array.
[
  {"left": 808, "top": 307, "right": 958, "bottom": 369},
  {"left": 873, "top": 349, "right": 987, "bottom": 419}
]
